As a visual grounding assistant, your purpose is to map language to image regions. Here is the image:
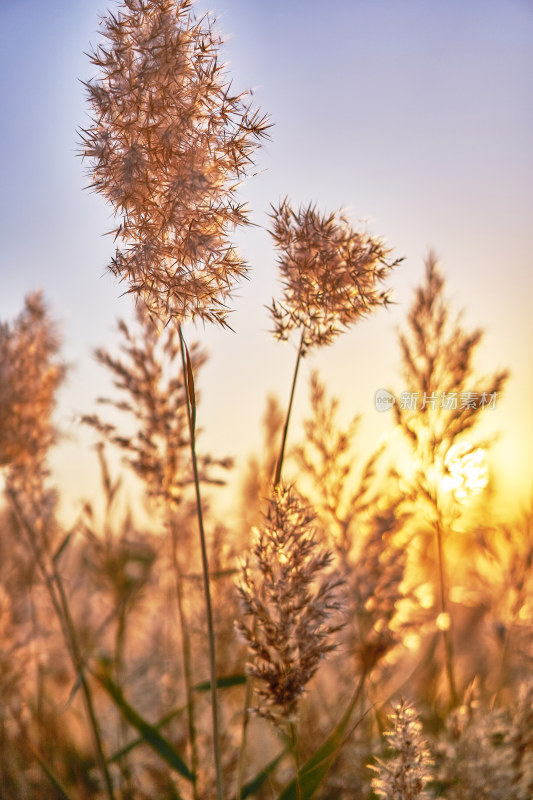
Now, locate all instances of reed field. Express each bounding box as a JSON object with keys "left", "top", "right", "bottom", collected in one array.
[{"left": 1, "top": 1, "right": 531, "bottom": 798}]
